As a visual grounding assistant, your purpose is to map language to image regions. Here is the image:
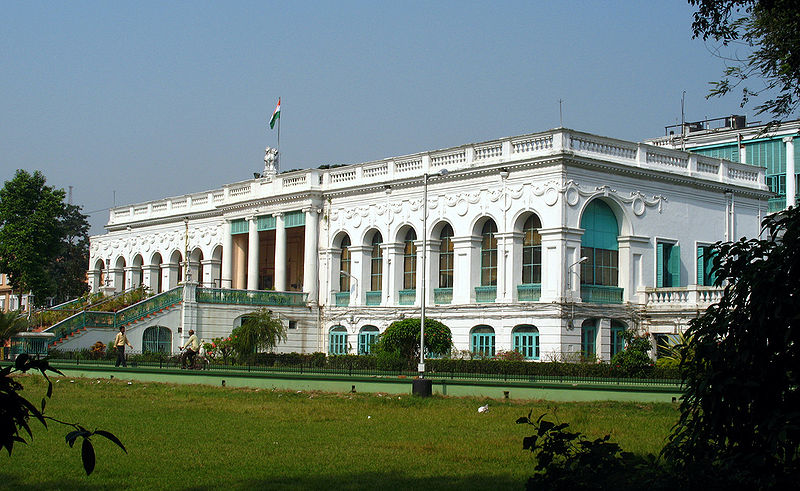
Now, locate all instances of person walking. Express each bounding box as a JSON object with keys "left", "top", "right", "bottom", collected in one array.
[
  {"left": 114, "top": 326, "right": 133, "bottom": 367},
  {"left": 180, "top": 329, "right": 200, "bottom": 369}
]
